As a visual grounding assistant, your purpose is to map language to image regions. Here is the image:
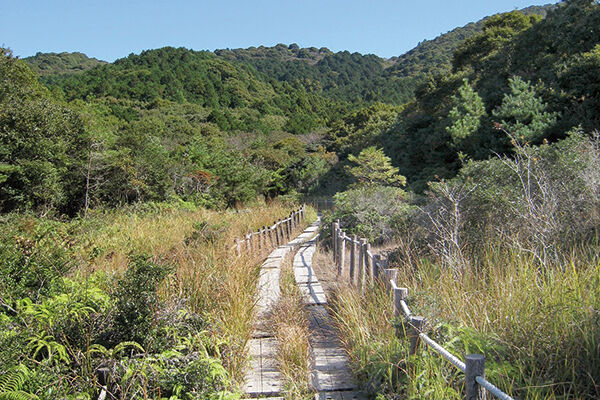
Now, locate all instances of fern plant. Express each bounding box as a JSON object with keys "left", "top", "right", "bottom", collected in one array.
[{"left": 0, "top": 364, "right": 38, "bottom": 400}]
